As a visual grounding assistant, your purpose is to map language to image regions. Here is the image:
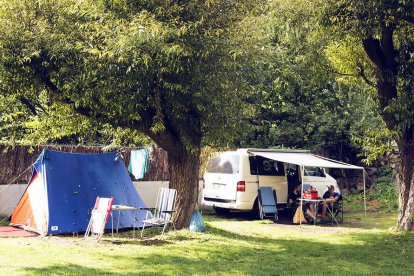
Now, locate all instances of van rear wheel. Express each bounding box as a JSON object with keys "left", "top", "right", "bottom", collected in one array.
[
  {"left": 213, "top": 207, "right": 230, "bottom": 216},
  {"left": 252, "top": 198, "right": 261, "bottom": 220}
]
